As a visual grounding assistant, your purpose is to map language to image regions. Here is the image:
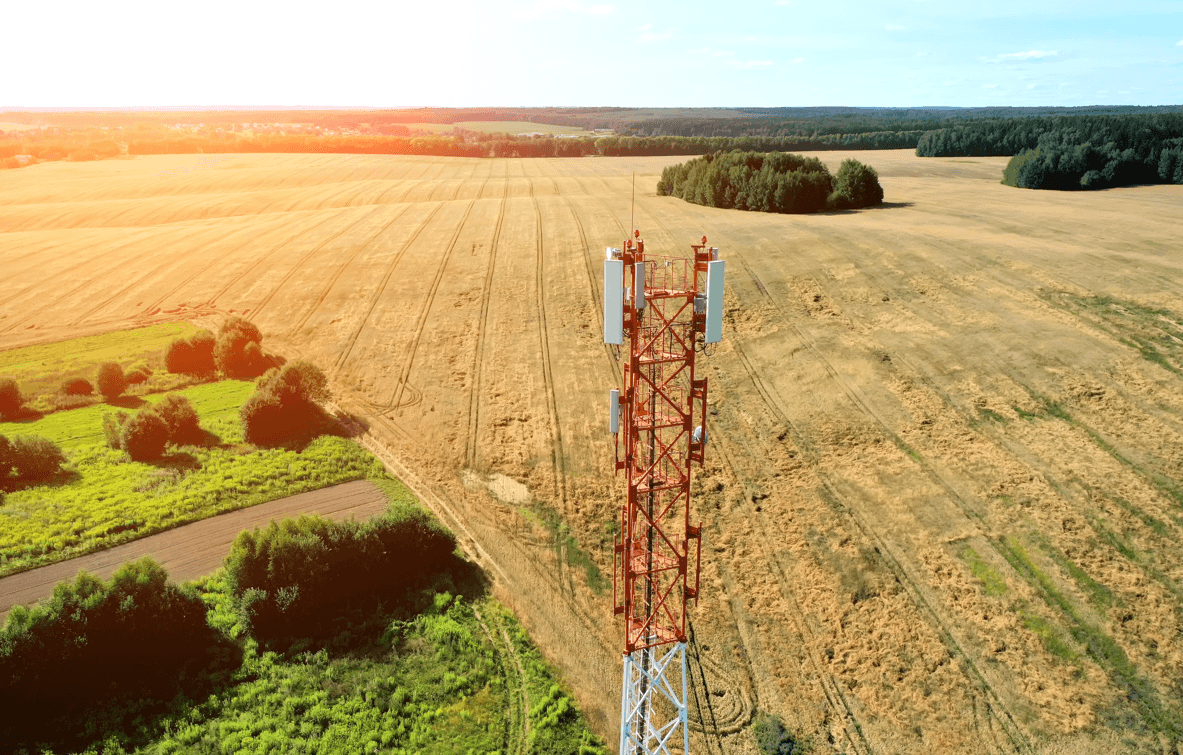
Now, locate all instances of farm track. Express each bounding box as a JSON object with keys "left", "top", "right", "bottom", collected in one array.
[
  {"left": 388, "top": 200, "right": 475, "bottom": 410},
  {"left": 531, "top": 197, "right": 568, "bottom": 511},
  {"left": 636, "top": 201, "right": 1032, "bottom": 752},
  {"left": 334, "top": 203, "right": 446, "bottom": 372},
  {"left": 465, "top": 196, "right": 507, "bottom": 468},
  {"left": 287, "top": 205, "right": 414, "bottom": 339}
]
